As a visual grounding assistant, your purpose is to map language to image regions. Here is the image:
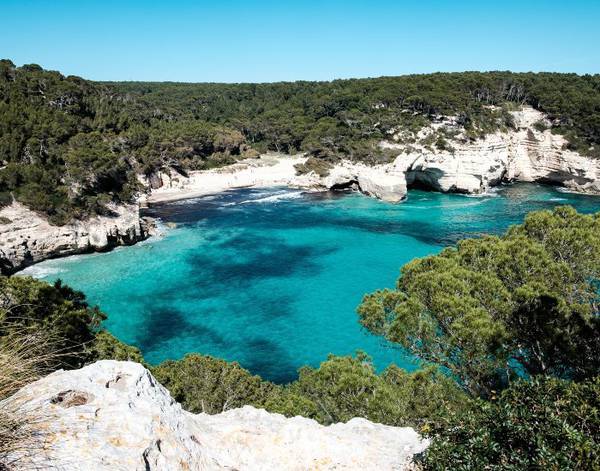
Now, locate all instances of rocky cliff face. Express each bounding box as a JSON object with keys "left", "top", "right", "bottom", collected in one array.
[
  {"left": 0, "top": 202, "right": 152, "bottom": 274},
  {"left": 2, "top": 108, "right": 598, "bottom": 273},
  {"left": 8, "top": 360, "right": 428, "bottom": 470},
  {"left": 391, "top": 107, "right": 600, "bottom": 195}
]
